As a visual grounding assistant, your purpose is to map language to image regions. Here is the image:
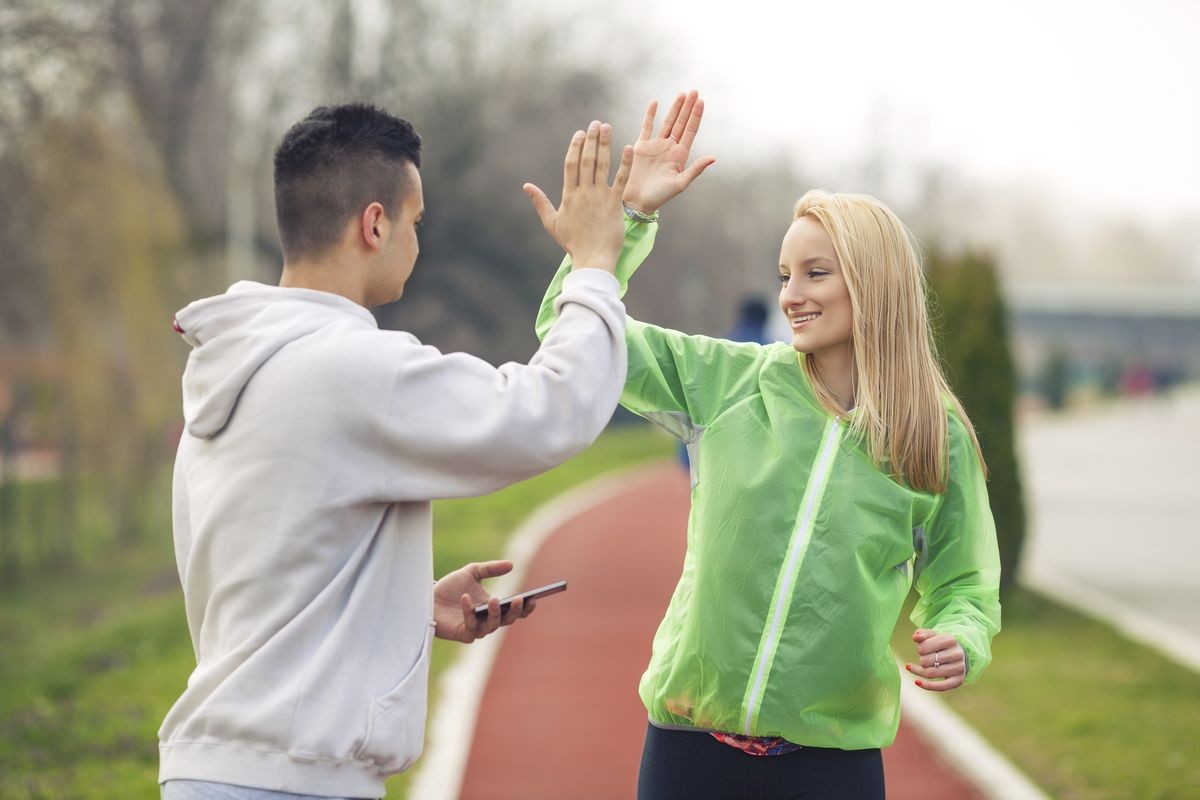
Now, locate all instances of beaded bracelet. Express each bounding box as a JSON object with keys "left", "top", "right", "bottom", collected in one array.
[{"left": 623, "top": 204, "right": 659, "bottom": 223}]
